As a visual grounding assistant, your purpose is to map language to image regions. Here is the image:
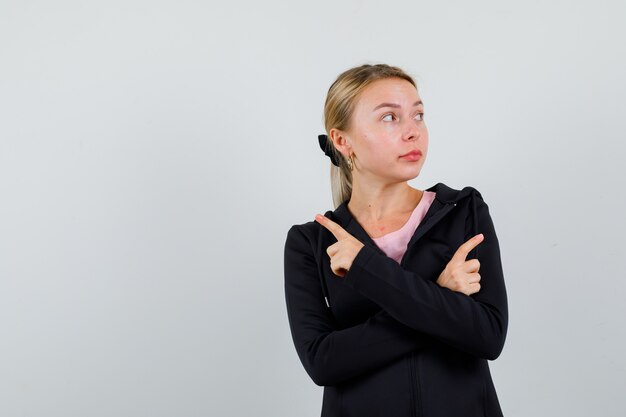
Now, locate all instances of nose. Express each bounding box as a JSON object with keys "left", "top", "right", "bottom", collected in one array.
[{"left": 402, "top": 118, "right": 420, "bottom": 141}]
